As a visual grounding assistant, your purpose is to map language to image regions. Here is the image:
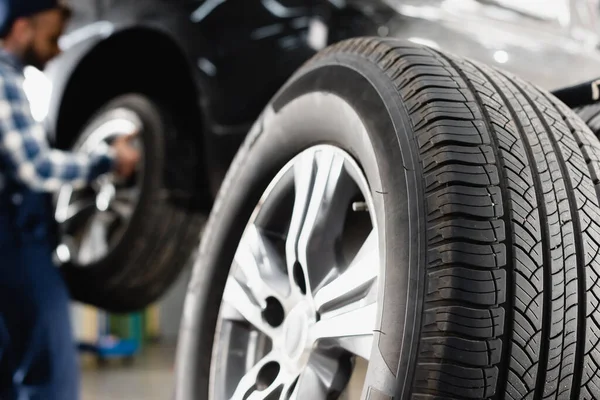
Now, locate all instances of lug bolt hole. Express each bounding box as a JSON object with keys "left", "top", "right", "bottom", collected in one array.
[
  {"left": 293, "top": 262, "right": 307, "bottom": 295},
  {"left": 256, "top": 361, "right": 280, "bottom": 391},
  {"left": 262, "top": 297, "right": 285, "bottom": 327}
]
